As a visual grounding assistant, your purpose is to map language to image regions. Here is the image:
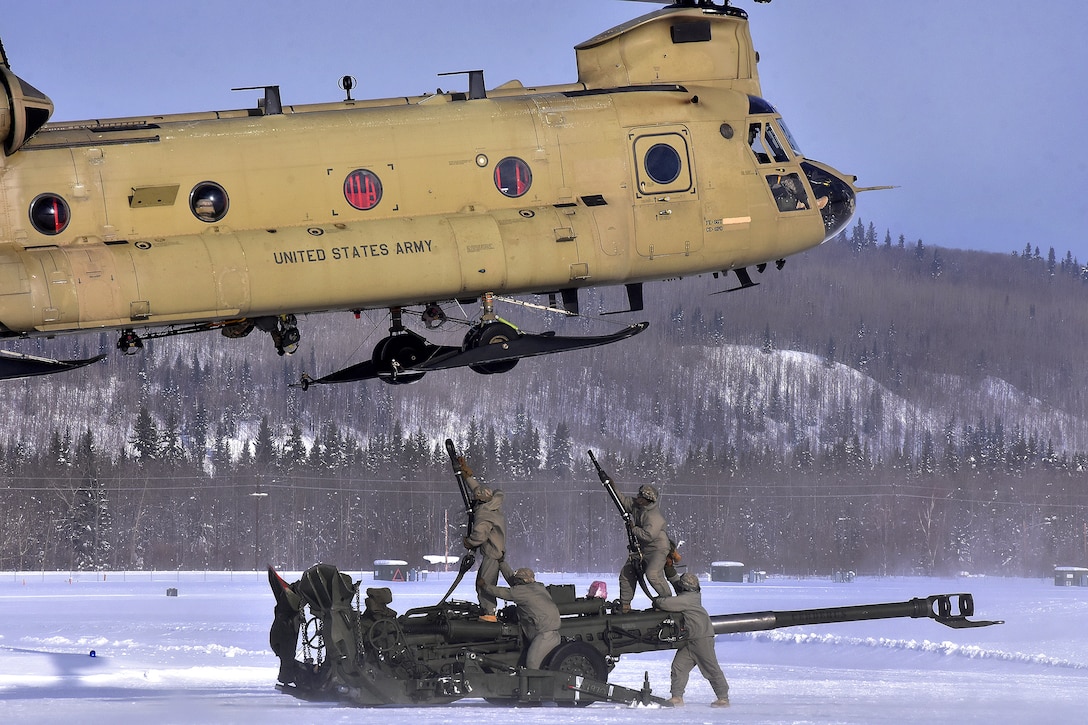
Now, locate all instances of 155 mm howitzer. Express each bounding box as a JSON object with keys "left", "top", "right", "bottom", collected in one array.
[{"left": 267, "top": 564, "right": 1001, "bottom": 708}]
